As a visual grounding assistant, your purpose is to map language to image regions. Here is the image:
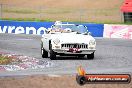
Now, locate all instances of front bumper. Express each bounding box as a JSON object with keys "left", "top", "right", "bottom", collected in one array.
[{"left": 53, "top": 49, "right": 96, "bottom": 54}]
